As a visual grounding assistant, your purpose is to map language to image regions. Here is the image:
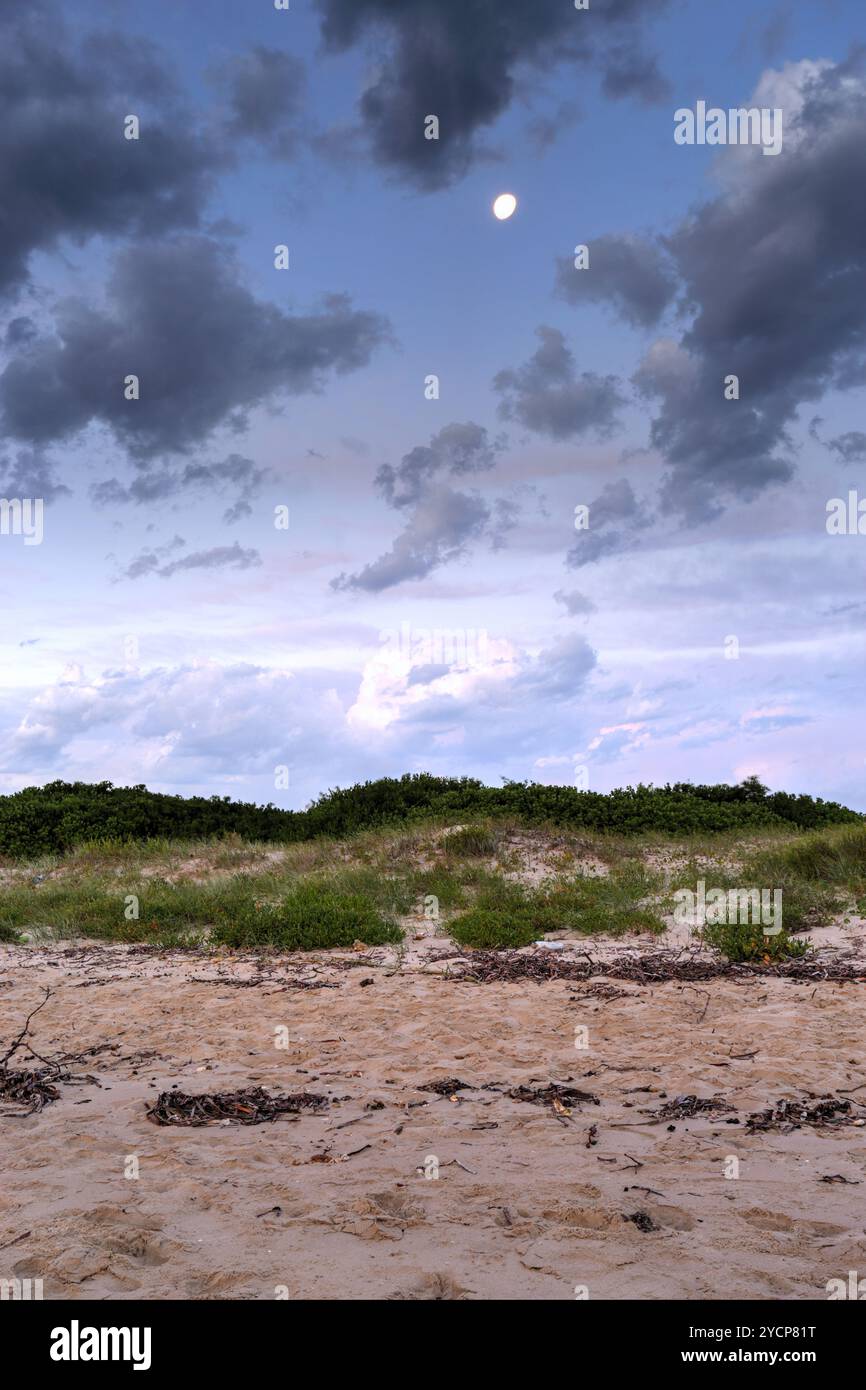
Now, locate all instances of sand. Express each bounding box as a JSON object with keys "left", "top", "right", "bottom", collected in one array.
[{"left": 1, "top": 932, "right": 865, "bottom": 1301}]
